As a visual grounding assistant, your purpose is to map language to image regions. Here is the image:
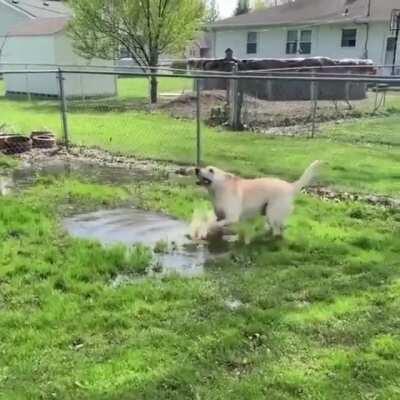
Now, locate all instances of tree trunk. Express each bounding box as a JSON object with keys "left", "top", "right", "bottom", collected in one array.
[
  {"left": 149, "top": 50, "right": 159, "bottom": 104},
  {"left": 150, "top": 74, "right": 158, "bottom": 104}
]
